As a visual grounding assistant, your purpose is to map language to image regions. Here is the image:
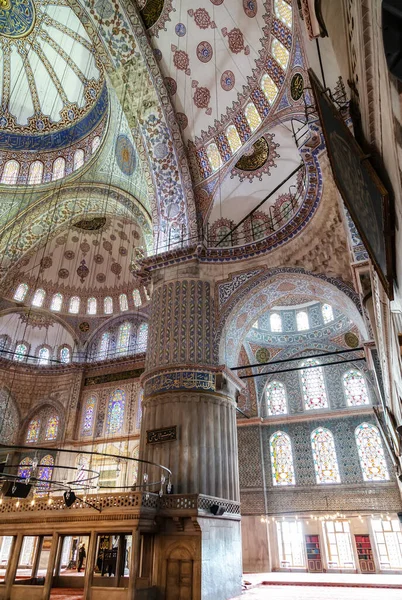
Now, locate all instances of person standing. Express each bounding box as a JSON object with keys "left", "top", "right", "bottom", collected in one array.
[{"left": 78, "top": 544, "right": 86, "bottom": 572}]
